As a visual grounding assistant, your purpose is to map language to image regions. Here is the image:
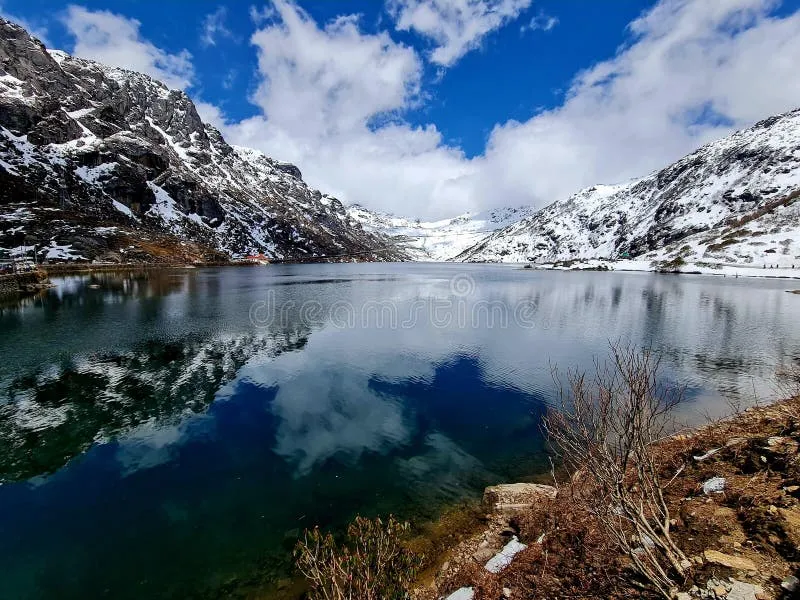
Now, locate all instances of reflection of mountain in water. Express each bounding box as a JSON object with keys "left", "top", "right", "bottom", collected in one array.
[{"left": 0, "top": 330, "right": 309, "bottom": 482}]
